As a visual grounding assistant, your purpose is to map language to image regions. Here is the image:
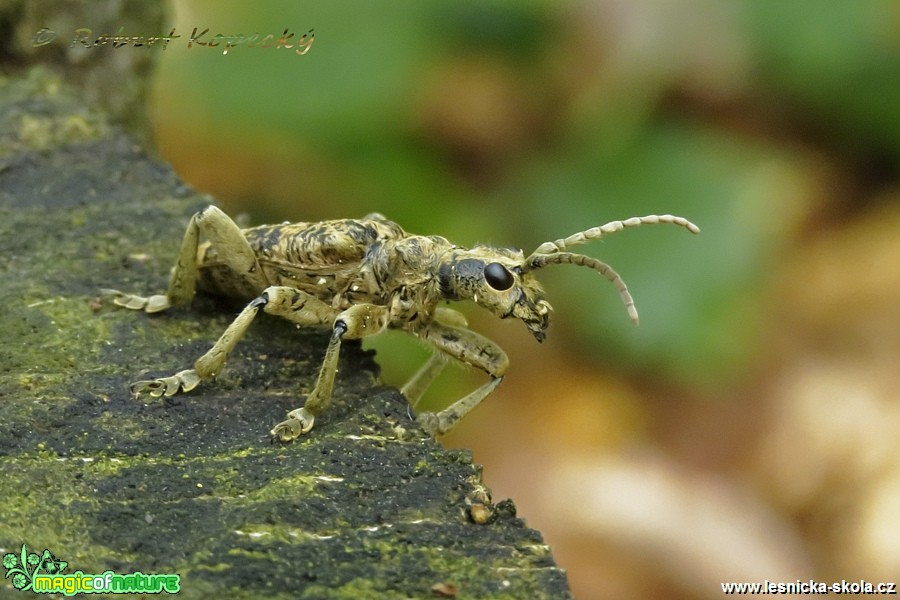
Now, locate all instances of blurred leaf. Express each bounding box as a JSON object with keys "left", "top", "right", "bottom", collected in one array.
[
  {"left": 510, "top": 121, "right": 812, "bottom": 386},
  {"left": 745, "top": 0, "right": 900, "bottom": 156}
]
